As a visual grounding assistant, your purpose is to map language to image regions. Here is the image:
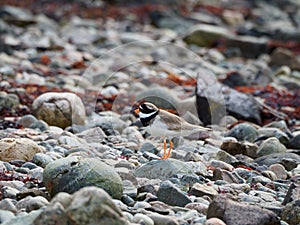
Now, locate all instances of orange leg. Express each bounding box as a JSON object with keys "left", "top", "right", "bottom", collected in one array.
[
  {"left": 166, "top": 140, "right": 173, "bottom": 159},
  {"left": 159, "top": 140, "right": 173, "bottom": 160}
]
